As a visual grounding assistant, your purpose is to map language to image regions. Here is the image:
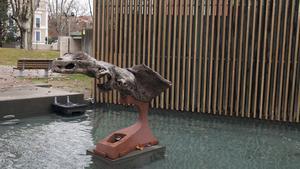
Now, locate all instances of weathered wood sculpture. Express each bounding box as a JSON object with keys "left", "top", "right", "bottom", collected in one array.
[{"left": 52, "top": 52, "right": 172, "bottom": 159}]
